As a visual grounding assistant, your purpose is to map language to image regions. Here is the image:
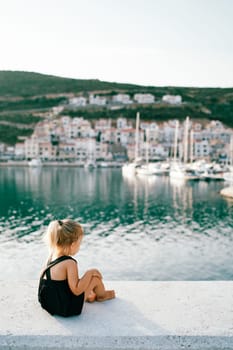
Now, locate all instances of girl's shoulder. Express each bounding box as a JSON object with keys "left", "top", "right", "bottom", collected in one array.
[{"left": 49, "top": 255, "right": 77, "bottom": 265}]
